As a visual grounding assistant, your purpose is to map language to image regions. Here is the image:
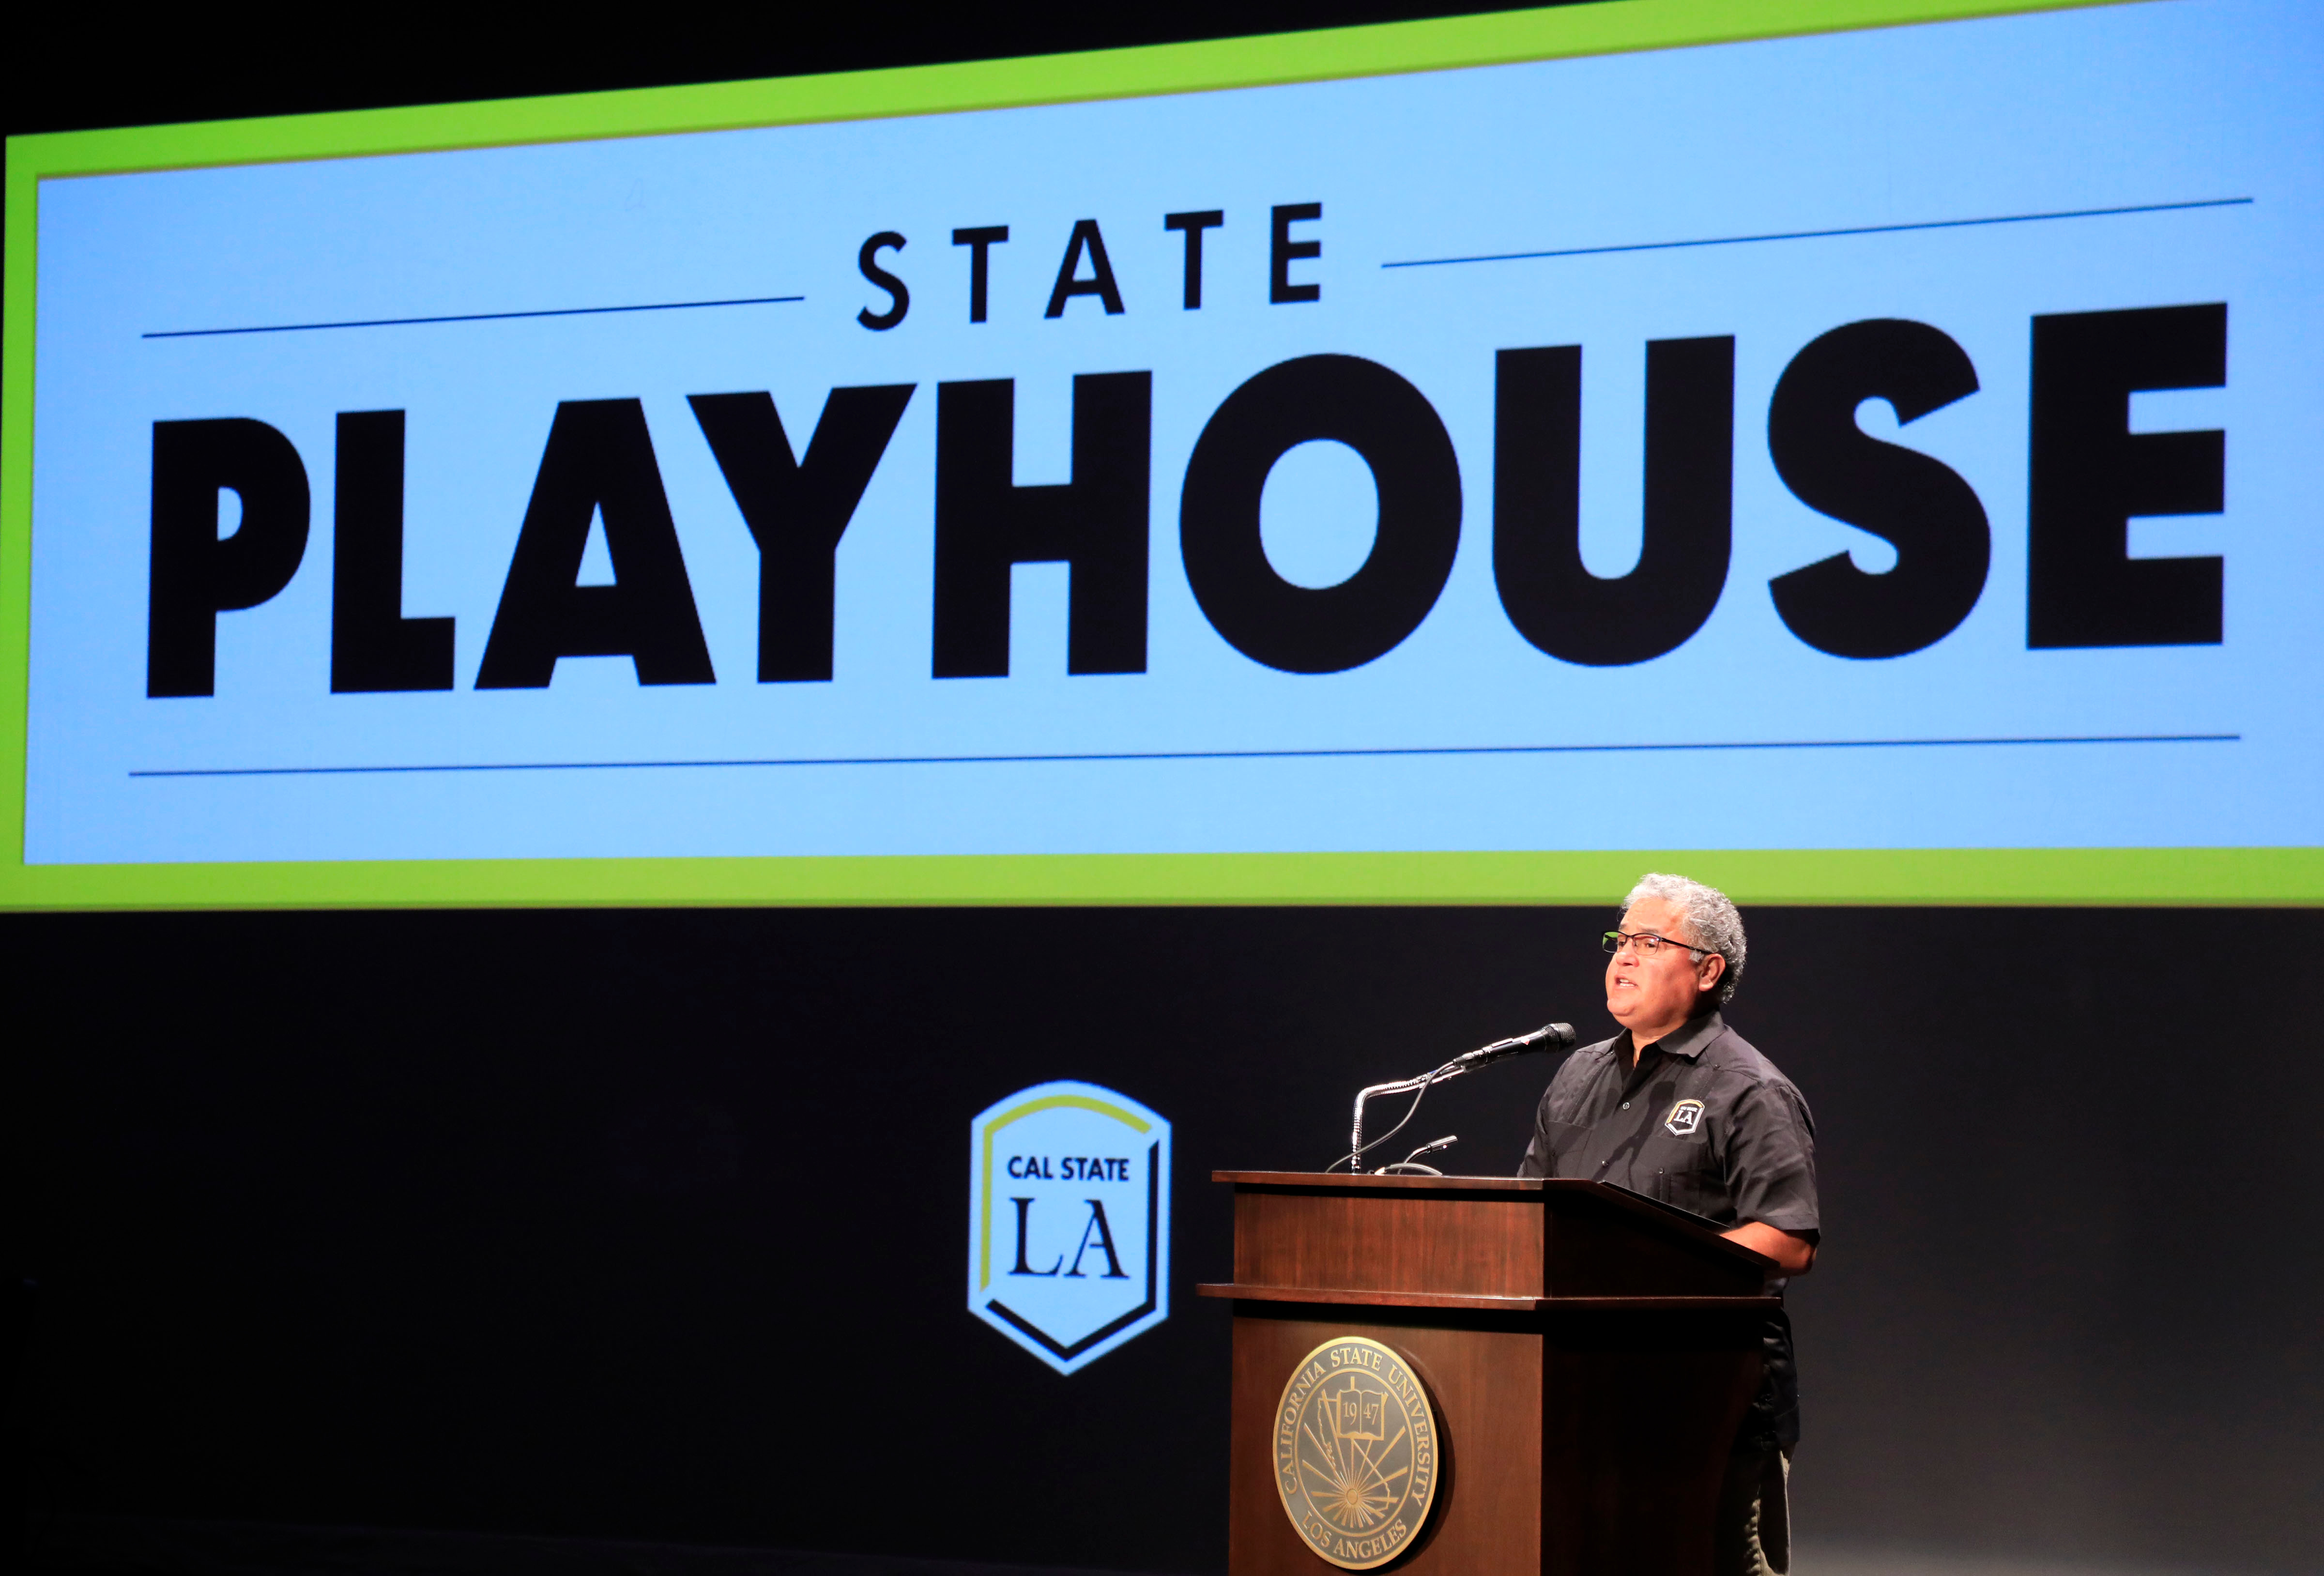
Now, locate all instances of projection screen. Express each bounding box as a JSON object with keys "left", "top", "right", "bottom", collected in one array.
[{"left": 4, "top": 0, "right": 2319, "bottom": 908}]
